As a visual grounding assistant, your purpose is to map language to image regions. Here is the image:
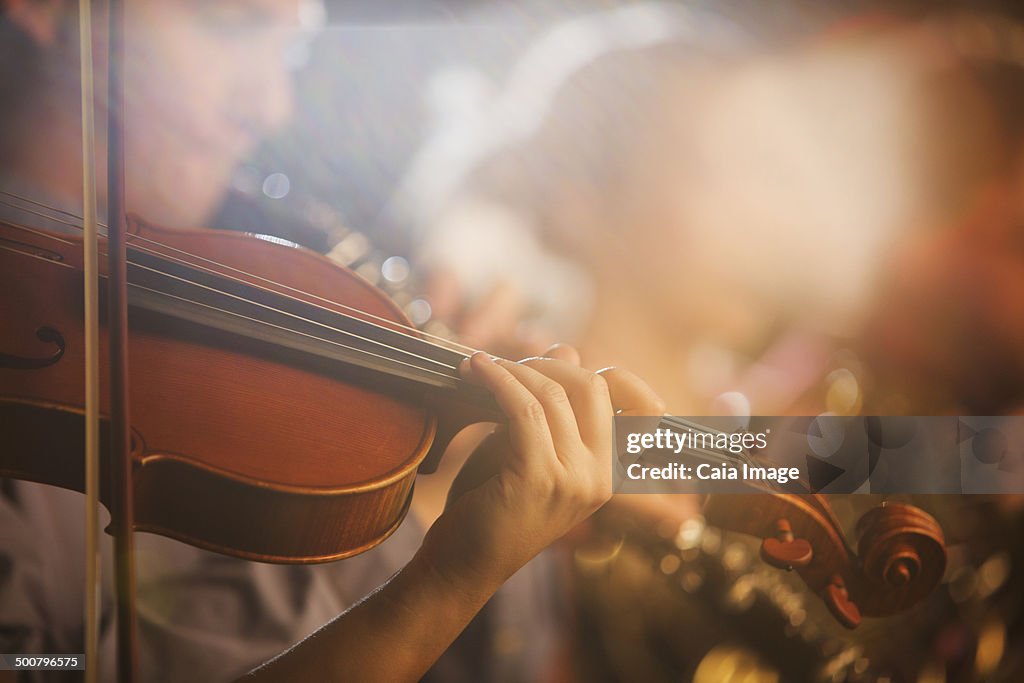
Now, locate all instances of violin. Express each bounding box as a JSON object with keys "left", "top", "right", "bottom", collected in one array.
[
  {"left": 0, "top": 211, "right": 498, "bottom": 562},
  {"left": 0, "top": 207, "right": 951, "bottom": 620},
  {"left": 705, "top": 493, "right": 946, "bottom": 629}
]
